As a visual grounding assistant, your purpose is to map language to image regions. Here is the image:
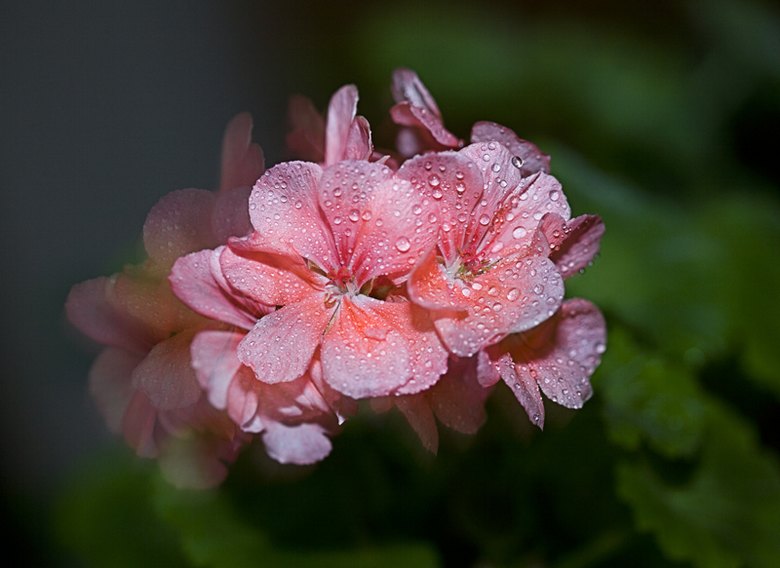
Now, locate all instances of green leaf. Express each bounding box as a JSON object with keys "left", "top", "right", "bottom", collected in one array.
[
  {"left": 595, "top": 326, "right": 707, "bottom": 458},
  {"left": 618, "top": 403, "right": 780, "bottom": 568}
]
